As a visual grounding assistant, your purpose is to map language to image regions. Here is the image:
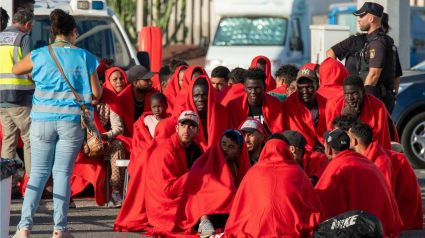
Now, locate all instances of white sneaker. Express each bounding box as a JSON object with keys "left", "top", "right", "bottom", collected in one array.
[
  {"left": 198, "top": 219, "right": 216, "bottom": 238},
  {"left": 108, "top": 190, "right": 122, "bottom": 208}
]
